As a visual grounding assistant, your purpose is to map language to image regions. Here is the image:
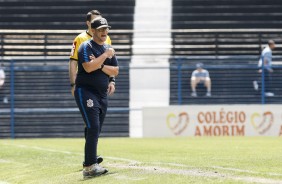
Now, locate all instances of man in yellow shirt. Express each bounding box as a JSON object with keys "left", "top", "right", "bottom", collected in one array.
[{"left": 69, "top": 10, "right": 114, "bottom": 96}]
